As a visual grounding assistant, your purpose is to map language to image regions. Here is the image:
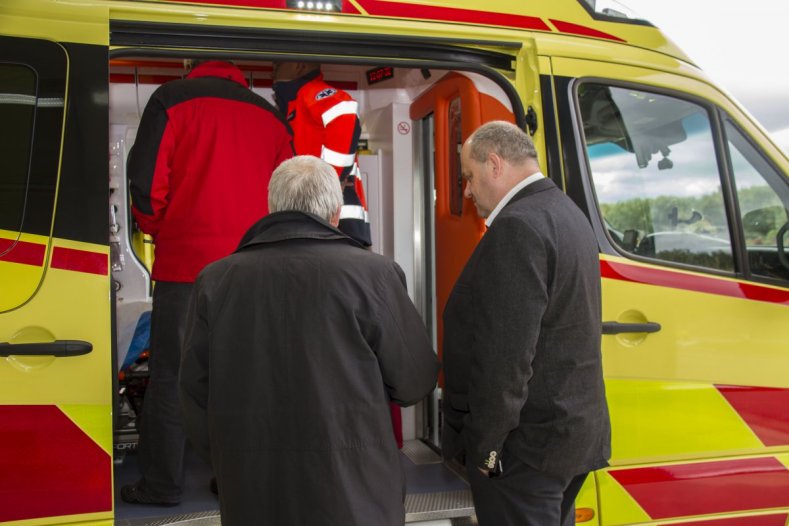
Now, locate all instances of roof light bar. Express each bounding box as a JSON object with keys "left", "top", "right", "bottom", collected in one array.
[{"left": 287, "top": 0, "right": 341, "bottom": 11}]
